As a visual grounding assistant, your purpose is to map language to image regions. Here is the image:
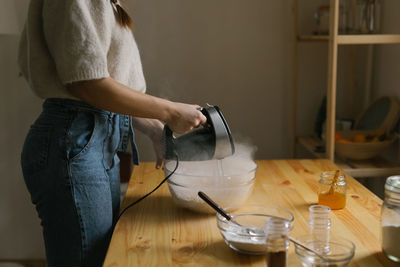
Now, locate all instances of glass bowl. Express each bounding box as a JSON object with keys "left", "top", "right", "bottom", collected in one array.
[
  {"left": 216, "top": 205, "right": 294, "bottom": 255},
  {"left": 164, "top": 157, "right": 257, "bottom": 213},
  {"left": 294, "top": 235, "right": 355, "bottom": 267}
]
